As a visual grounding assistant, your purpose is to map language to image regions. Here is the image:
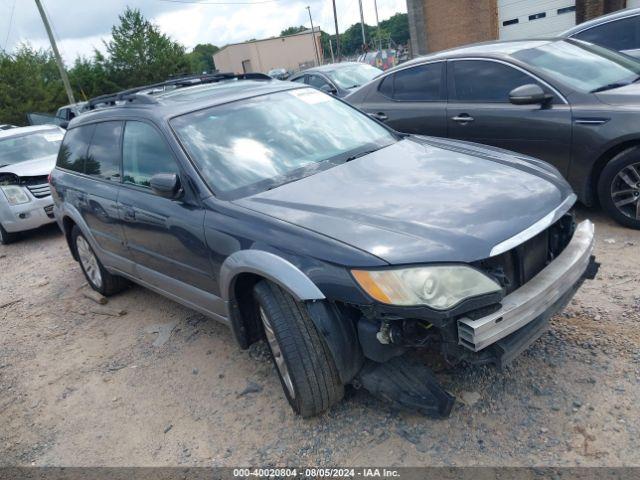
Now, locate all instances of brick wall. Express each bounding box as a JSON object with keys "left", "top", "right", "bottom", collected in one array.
[
  {"left": 576, "top": 0, "right": 627, "bottom": 23},
  {"left": 424, "top": 0, "right": 498, "bottom": 52}
]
